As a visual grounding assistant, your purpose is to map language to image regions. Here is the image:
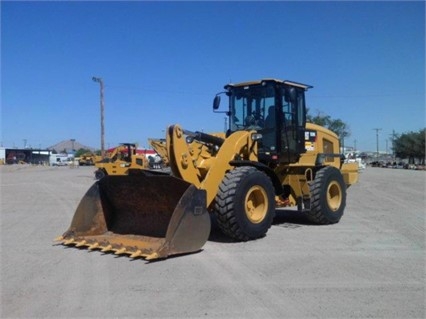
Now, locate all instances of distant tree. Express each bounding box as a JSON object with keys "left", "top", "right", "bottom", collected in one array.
[
  {"left": 307, "top": 111, "right": 331, "bottom": 127},
  {"left": 393, "top": 128, "right": 425, "bottom": 164},
  {"left": 307, "top": 109, "right": 351, "bottom": 149},
  {"left": 74, "top": 148, "right": 93, "bottom": 158}
]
